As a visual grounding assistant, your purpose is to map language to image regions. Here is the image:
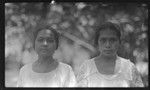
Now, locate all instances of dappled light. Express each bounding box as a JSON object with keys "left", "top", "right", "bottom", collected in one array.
[{"left": 5, "top": 2, "right": 148, "bottom": 87}]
